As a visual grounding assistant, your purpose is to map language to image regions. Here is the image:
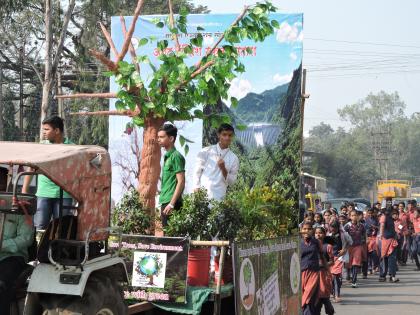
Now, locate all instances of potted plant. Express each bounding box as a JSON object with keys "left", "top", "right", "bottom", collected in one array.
[
  {"left": 164, "top": 188, "right": 212, "bottom": 286},
  {"left": 208, "top": 196, "right": 243, "bottom": 284}
]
